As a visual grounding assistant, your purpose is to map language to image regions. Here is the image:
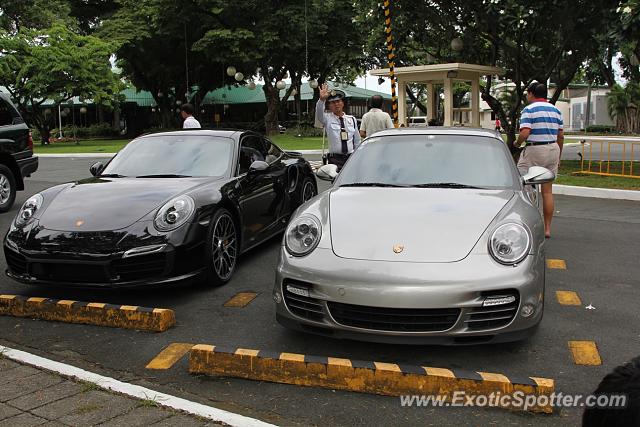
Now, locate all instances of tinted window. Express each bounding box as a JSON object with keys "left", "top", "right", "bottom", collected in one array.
[
  {"left": 336, "top": 135, "right": 517, "bottom": 189},
  {"left": 103, "top": 135, "right": 234, "bottom": 177},
  {"left": 238, "top": 136, "right": 267, "bottom": 174},
  {"left": 263, "top": 138, "right": 283, "bottom": 164},
  {"left": 0, "top": 98, "right": 15, "bottom": 126}
]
